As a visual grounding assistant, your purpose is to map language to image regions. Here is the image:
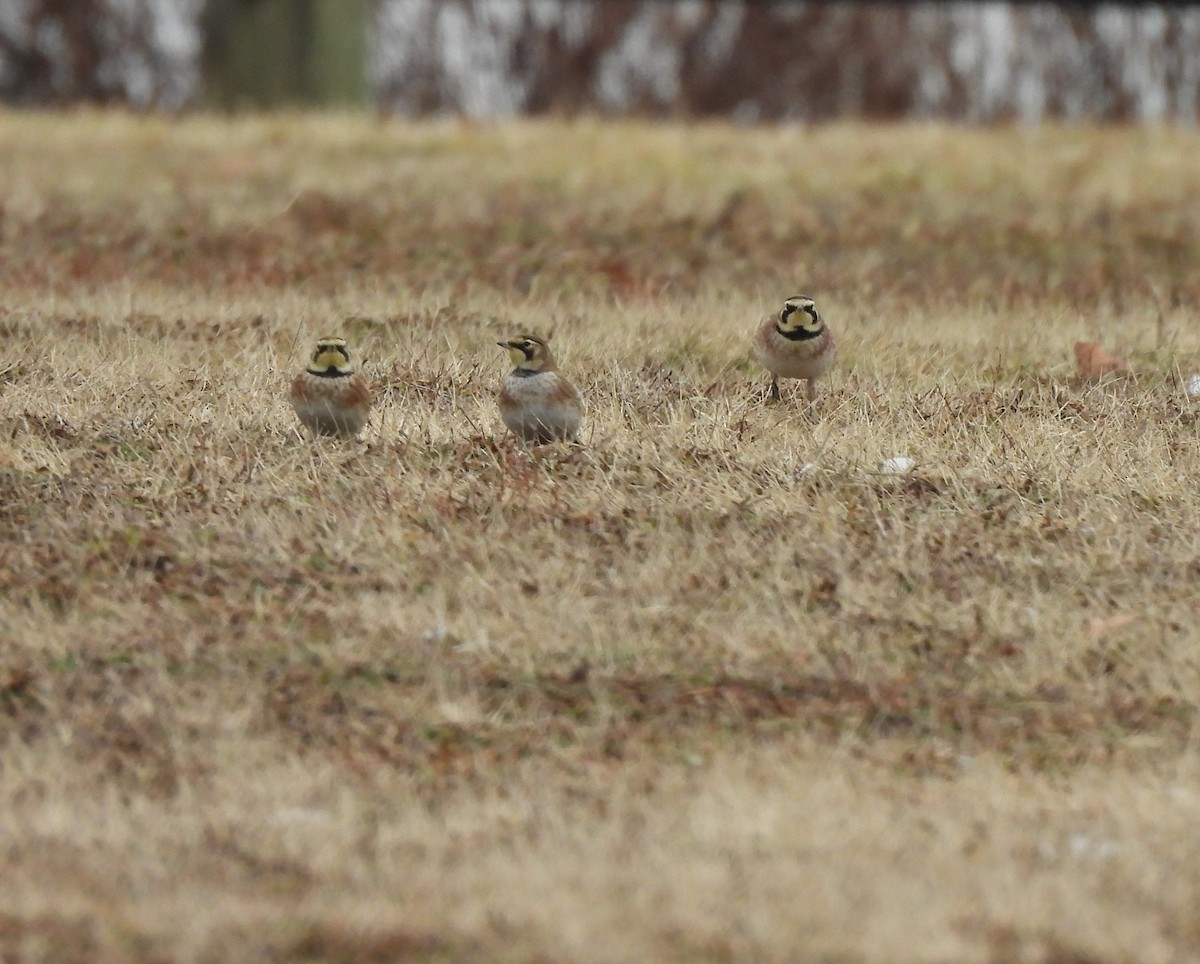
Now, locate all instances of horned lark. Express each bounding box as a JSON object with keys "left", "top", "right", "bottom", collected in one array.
[
  {"left": 751, "top": 295, "right": 836, "bottom": 403},
  {"left": 290, "top": 336, "right": 372, "bottom": 438},
  {"left": 497, "top": 334, "right": 584, "bottom": 443}
]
